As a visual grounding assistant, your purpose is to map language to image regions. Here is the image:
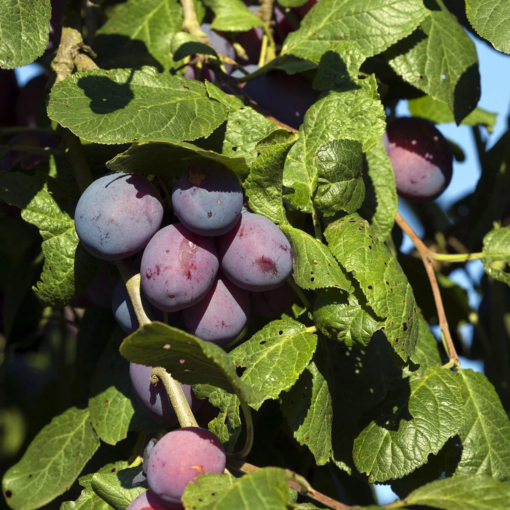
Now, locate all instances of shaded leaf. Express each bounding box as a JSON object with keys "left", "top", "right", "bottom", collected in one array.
[
  {"left": 47, "top": 68, "right": 228, "bottom": 145},
  {"left": 91, "top": 467, "right": 146, "bottom": 510},
  {"left": 482, "top": 225, "right": 510, "bottom": 285},
  {"left": 231, "top": 319, "right": 317, "bottom": 409},
  {"left": 280, "top": 225, "right": 352, "bottom": 292},
  {"left": 203, "top": 0, "right": 264, "bottom": 32},
  {"left": 353, "top": 367, "right": 463, "bottom": 482},
  {"left": 325, "top": 214, "right": 419, "bottom": 360},
  {"left": 182, "top": 473, "right": 236, "bottom": 510},
  {"left": 2, "top": 408, "right": 100, "bottom": 510},
  {"left": 0, "top": 0, "right": 51, "bottom": 68}
]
